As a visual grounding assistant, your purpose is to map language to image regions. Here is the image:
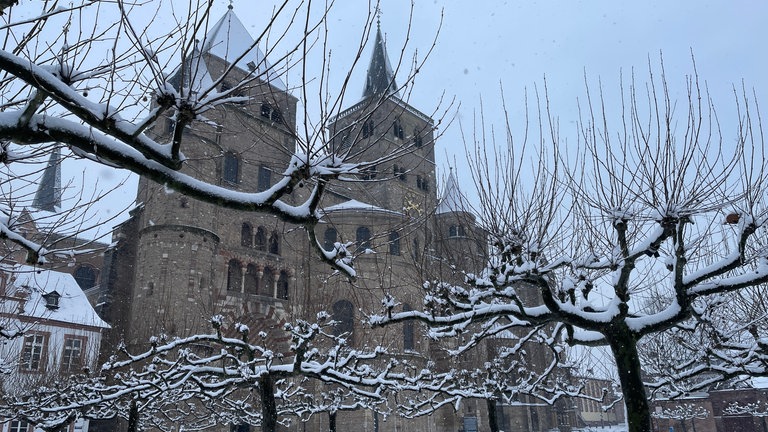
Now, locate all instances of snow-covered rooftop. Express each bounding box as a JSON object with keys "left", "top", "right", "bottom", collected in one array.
[
  {"left": 322, "top": 199, "right": 402, "bottom": 216},
  {"left": 435, "top": 169, "right": 470, "bottom": 214},
  {"left": 1, "top": 264, "right": 110, "bottom": 329},
  {"left": 173, "top": 6, "right": 286, "bottom": 92}
]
